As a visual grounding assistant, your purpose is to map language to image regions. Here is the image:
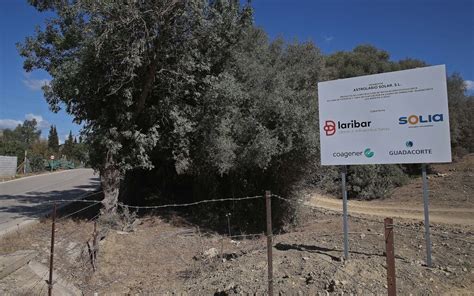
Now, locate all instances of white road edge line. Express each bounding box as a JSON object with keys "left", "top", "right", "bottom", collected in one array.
[{"left": 0, "top": 168, "right": 95, "bottom": 185}]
